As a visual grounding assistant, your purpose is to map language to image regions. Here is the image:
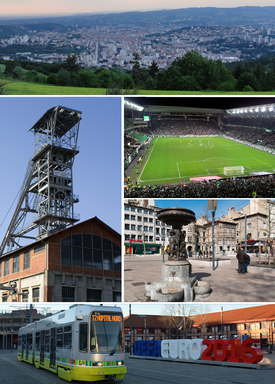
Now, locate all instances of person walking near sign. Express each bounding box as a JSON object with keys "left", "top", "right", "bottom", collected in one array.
[{"left": 236, "top": 247, "right": 247, "bottom": 274}]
